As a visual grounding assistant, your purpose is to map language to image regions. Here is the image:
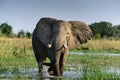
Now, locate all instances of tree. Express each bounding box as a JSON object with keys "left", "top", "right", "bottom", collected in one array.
[
  {"left": 89, "top": 21, "right": 113, "bottom": 38},
  {"left": 113, "top": 25, "right": 120, "bottom": 38},
  {"left": 26, "top": 31, "right": 32, "bottom": 38},
  {"left": 99, "top": 21, "right": 113, "bottom": 37},
  {"left": 17, "top": 30, "right": 25, "bottom": 38},
  {"left": 0, "top": 23, "right": 13, "bottom": 36},
  {"left": 89, "top": 22, "right": 101, "bottom": 38}
]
